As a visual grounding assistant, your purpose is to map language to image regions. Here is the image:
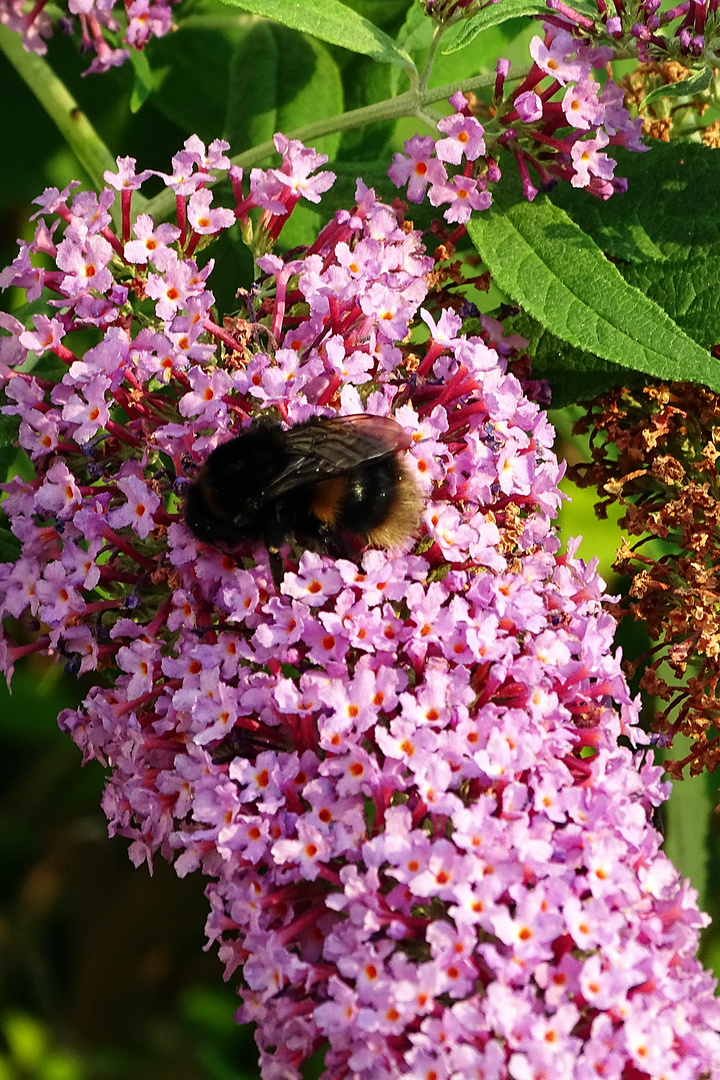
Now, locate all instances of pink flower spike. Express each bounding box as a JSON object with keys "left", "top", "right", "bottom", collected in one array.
[
  {"left": 270, "top": 134, "right": 336, "bottom": 204},
  {"left": 562, "top": 77, "right": 603, "bottom": 130},
  {"left": 20, "top": 314, "right": 68, "bottom": 357},
  {"left": 103, "top": 156, "right": 153, "bottom": 243},
  {"left": 428, "top": 174, "right": 492, "bottom": 223},
  {"left": 419, "top": 308, "right": 462, "bottom": 348},
  {"left": 103, "top": 155, "right": 153, "bottom": 192},
  {"left": 124, "top": 214, "right": 181, "bottom": 267},
  {"left": 448, "top": 90, "right": 473, "bottom": 115},
  {"left": 187, "top": 189, "right": 235, "bottom": 235},
  {"left": 0, "top": 134, "right": 716, "bottom": 1080},
  {"left": 494, "top": 56, "right": 511, "bottom": 100},
  {"left": 125, "top": 0, "right": 173, "bottom": 46},
  {"left": 529, "top": 28, "right": 590, "bottom": 85},
  {"left": 546, "top": 0, "right": 597, "bottom": 28},
  {"left": 512, "top": 148, "right": 540, "bottom": 201}
]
